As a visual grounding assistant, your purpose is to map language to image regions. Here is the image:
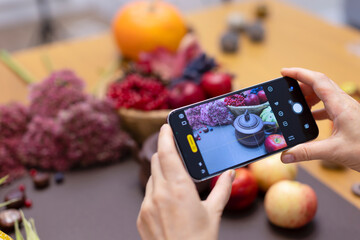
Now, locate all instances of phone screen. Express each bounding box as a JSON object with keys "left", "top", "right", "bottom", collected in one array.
[{"left": 168, "top": 77, "right": 318, "bottom": 181}]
